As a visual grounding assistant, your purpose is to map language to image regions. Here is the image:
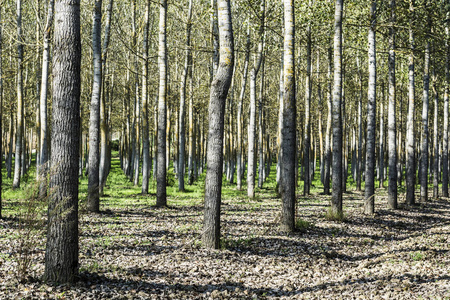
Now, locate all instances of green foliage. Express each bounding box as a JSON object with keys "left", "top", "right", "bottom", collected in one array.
[
  {"left": 295, "top": 219, "right": 313, "bottom": 231},
  {"left": 13, "top": 181, "right": 48, "bottom": 282},
  {"left": 410, "top": 251, "right": 425, "bottom": 261},
  {"left": 325, "top": 208, "right": 345, "bottom": 222}
]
